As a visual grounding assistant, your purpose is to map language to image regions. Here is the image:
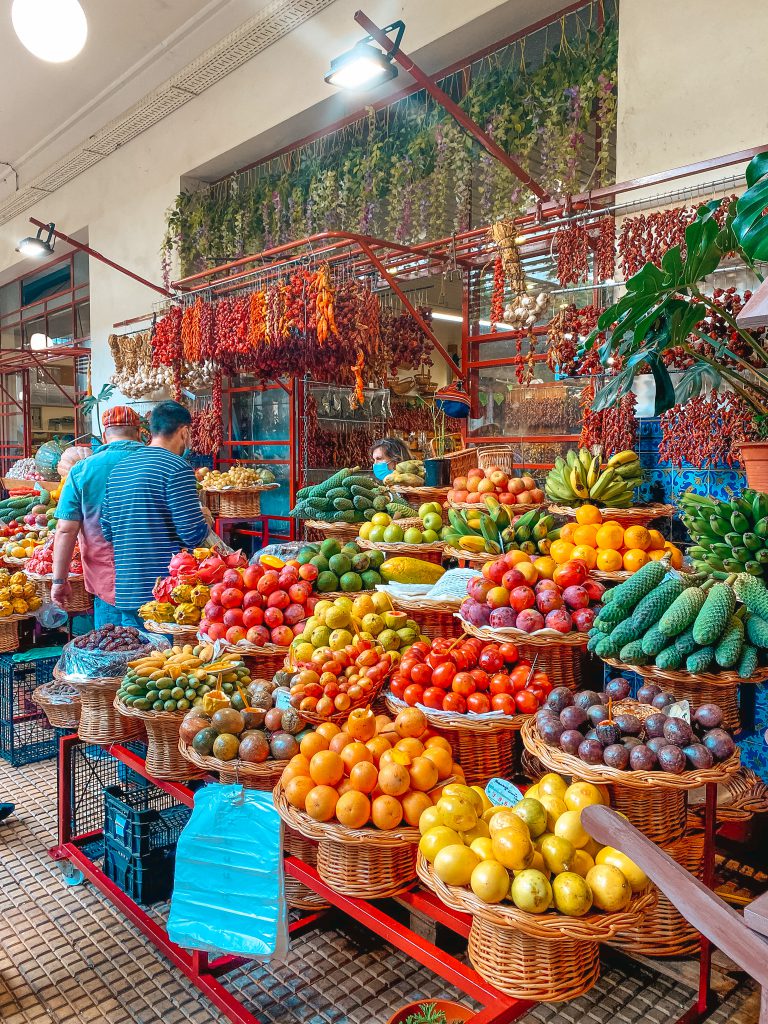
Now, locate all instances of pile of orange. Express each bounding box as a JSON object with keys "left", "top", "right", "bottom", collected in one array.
[
  {"left": 549, "top": 505, "right": 683, "bottom": 574},
  {"left": 281, "top": 705, "right": 463, "bottom": 831}
]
